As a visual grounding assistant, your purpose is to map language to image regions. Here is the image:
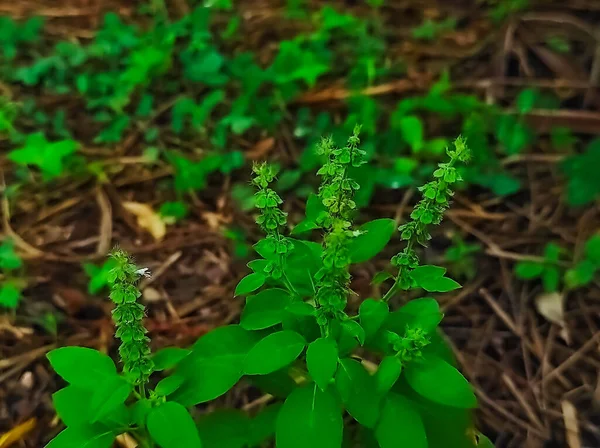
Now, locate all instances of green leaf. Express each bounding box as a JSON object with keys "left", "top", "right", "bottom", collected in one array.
[
  {"left": 516, "top": 88, "right": 540, "bottom": 114},
  {"left": 172, "top": 325, "right": 258, "bottom": 405},
  {"left": 47, "top": 347, "right": 118, "bottom": 389},
  {"left": 496, "top": 115, "right": 534, "bottom": 155},
  {"left": 371, "top": 271, "right": 393, "bottom": 285},
  {"left": 349, "top": 219, "right": 396, "bottom": 263},
  {"left": 8, "top": 133, "right": 78, "bottom": 180},
  {"left": 405, "top": 355, "right": 477, "bottom": 408},
  {"left": 244, "top": 331, "right": 306, "bottom": 375},
  {"left": 285, "top": 301, "right": 316, "bottom": 316},
  {"left": 197, "top": 410, "right": 248, "bottom": 448},
  {"left": 585, "top": 235, "right": 600, "bottom": 265},
  {"left": 131, "top": 399, "right": 153, "bottom": 427},
  {"left": 46, "top": 424, "right": 115, "bottom": 448},
  {"left": 384, "top": 298, "right": 443, "bottom": 335},
  {"left": 0, "top": 239, "right": 22, "bottom": 270},
  {"left": 562, "top": 139, "right": 600, "bottom": 206},
  {"left": 83, "top": 259, "right": 117, "bottom": 295},
  {"left": 410, "top": 265, "right": 461, "bottom": 292},
  {"left": 0, "top": 283, "right": 21, "bottom": 309},
  {"left": 147, "top": 401, "right": 202, "bottom": 448},
  {"left": 359, "top": 299, "right": 389, "bottom": 339},
  {"left": 53, "top": 386, "right": 93, "bottom": 427},
  {"left": 397, "top": 115, "right": 424, "bottom": 152},
  {"left": 375, "top": 394, "right": 427, "bottom": 448},
  {"left": 90, "top": 375, "right": 132, "bottom": 422},
  {"left": 276, "top": 385, "right": 343, "bottom": 448},
  {"left": 565, "top": 260, "right": 597, "bottom": 288},
  {"left": 248, "top": 403, "right": 281, "bottom": 446},
  {"left": 375, "top": 356, "right": 402, "bottom": 394},
  {"left": 156, "top": 375, "right": 184, "bottom": 396},
  {"left": 241, "top": 288, "right": 292, "bottom": 330},
  {"left": 341, "top": 320, "right": 365, "bottom": 346},
  {"left": 152, "top": 347, "right": 192, "bottom": 371},
  {"left": 514, "top": 261, "right": 544, "bottom": 279},
  {"left": 335, "top": 358, "right": 381, "bottom": 428},
  {"left": 234, "top": 272, "right": 266, "bottom": 296},
  {"left": 542, "top": 266, "right": 560, "bottom": 292},
  {"left": 307, "top": 338, "right": 338, "bottom": 391}
]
